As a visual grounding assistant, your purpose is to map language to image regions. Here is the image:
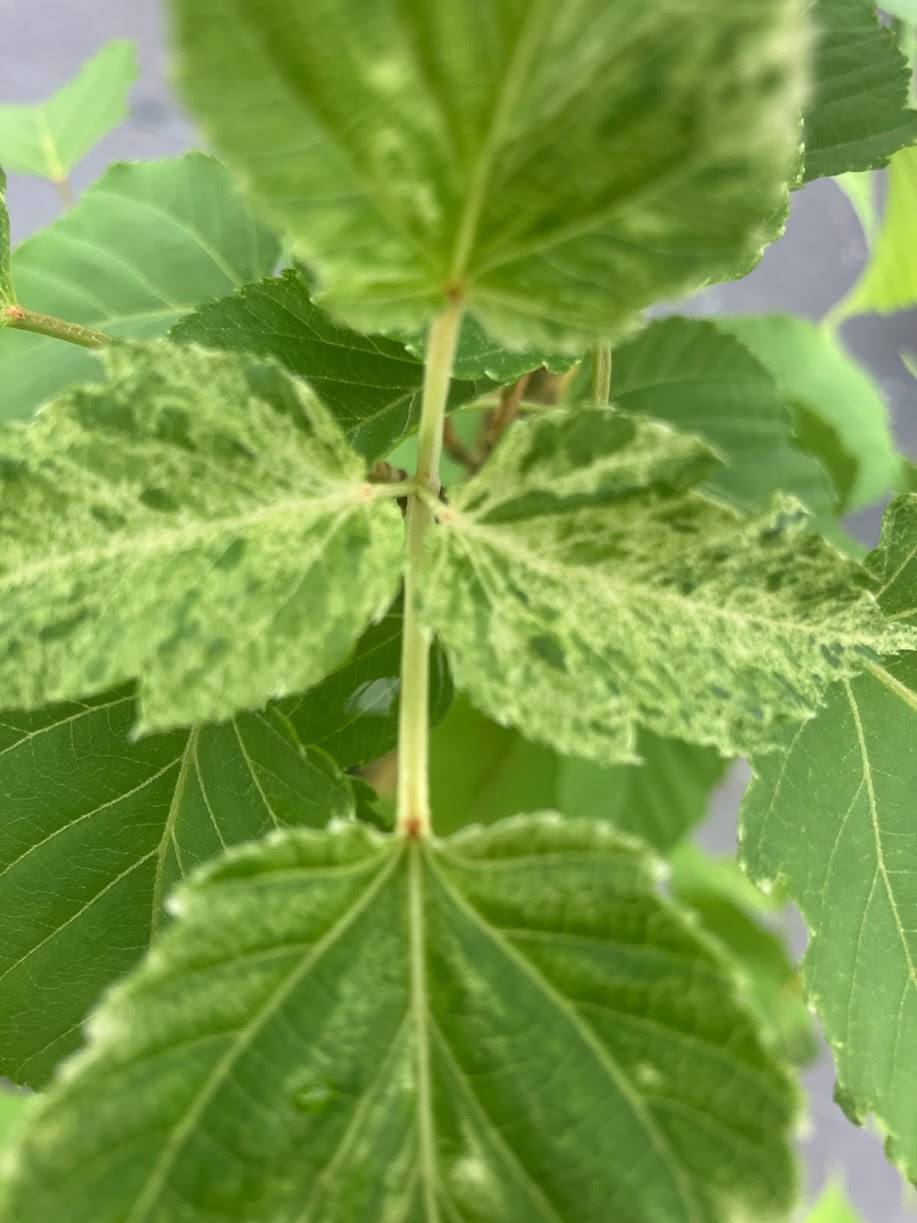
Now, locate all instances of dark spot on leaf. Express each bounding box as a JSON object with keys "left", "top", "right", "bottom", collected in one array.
[
  {"left": 139, "top": 487, "right": 178, "bottom": 513},
  {"left": 530, "top": 635, "right": 566, "bottom": 672},
  {"left": 216, "top": 538, "right": 247, "bottom": 570}
]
